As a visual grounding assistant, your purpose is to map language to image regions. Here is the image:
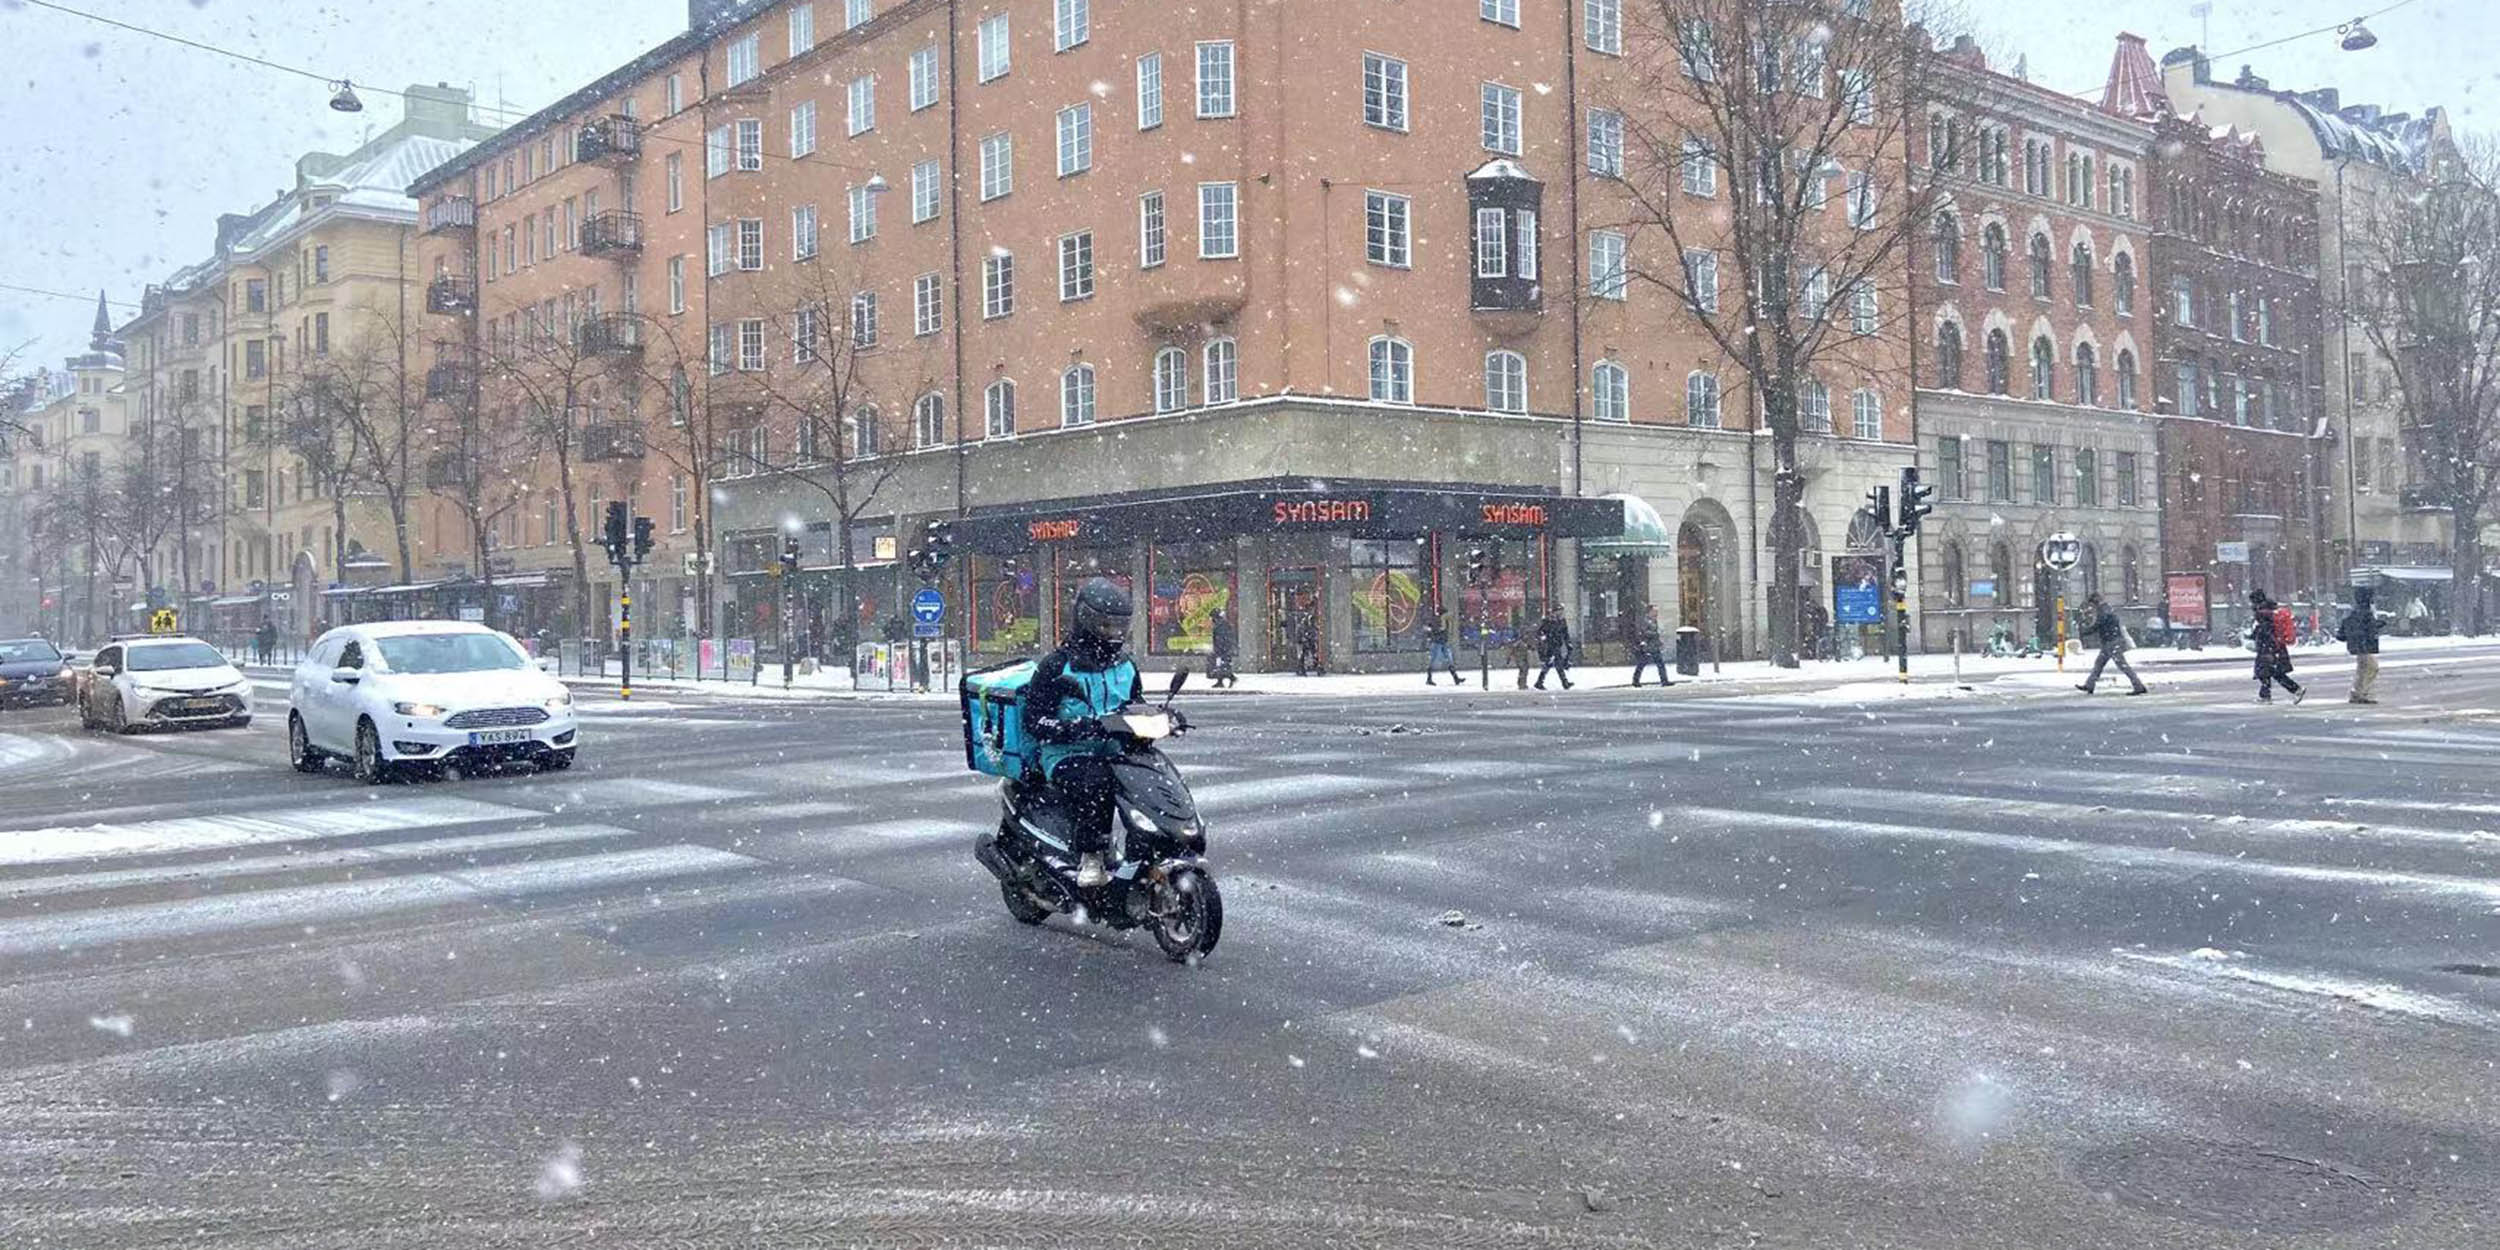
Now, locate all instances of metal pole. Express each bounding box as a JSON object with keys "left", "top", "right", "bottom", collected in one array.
[
  {"left": 780, "top": 571, "right": 794, "bottom": 689},
  {"left": 619, "top": 569, "right": 633, "bottom": 702},
  {"left": 2054, "top": 591, "right": 2067, "bottom": 673},
  {"left": 1893, "top": 533, "right": 1911, "bottom": 684},
  {"left": 2335, "top": 160, "right": 2364, "bottom": 580}
]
